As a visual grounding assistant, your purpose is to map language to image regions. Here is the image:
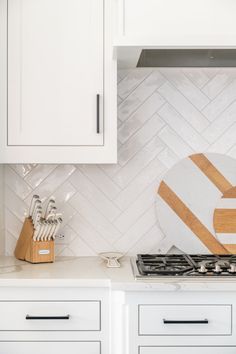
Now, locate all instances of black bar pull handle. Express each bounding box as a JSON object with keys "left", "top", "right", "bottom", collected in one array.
[
  {"left": 96, "top": 94, "right": 100, "bottom": 134},
  {"left": 163, "top": 319, "right": 208, "bottom": 324},
  {"left": 26, "top": 314, "right": 70, "bottom": 320}
]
